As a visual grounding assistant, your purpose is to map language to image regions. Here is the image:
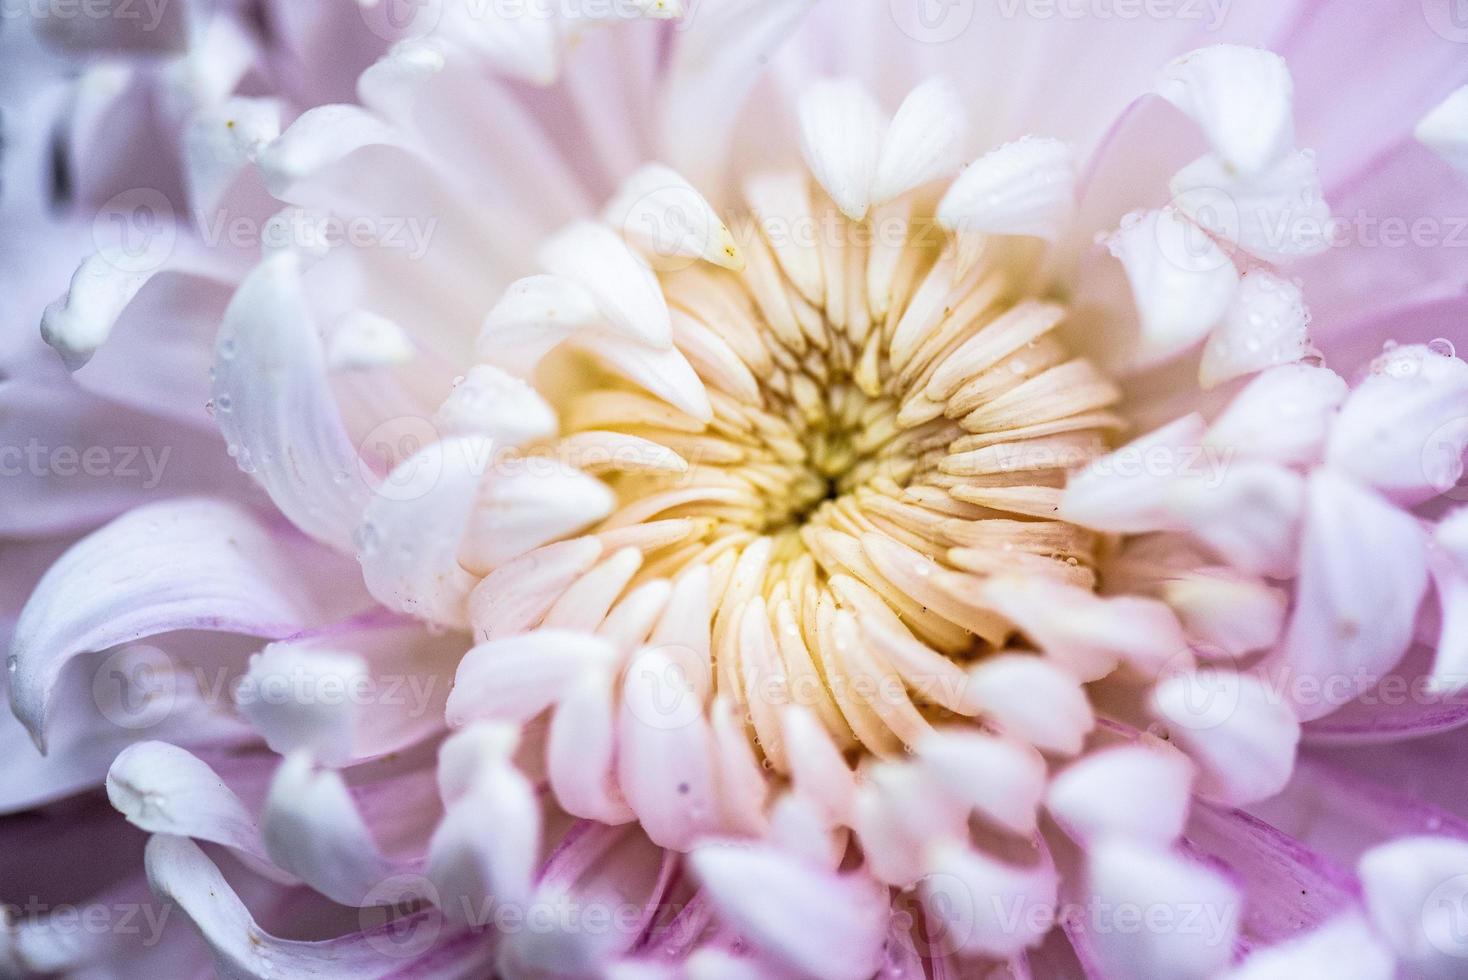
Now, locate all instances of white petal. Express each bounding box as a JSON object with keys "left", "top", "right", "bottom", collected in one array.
[
  {"left": 1164, "top": 460, "right": 1305, "bottom": 579},
  {"left": 260, "top": 753, "right": 410, "bottom": 907},
  {"left": 1223, "top": 913, "right": 1394, "bottom": 980},
  {"left": 657, "top": 0, "right": 817, "bottom": 188},
  {"left": 458, "top": 461, "right": 614, "bottom": 575},
  {"left": 433, "top": 364, "right": 558, "bottom": 444},
  {"left": 467, "top": 538, "right": 604, "bottom": 642},
  {"left": 797, "top": 78, "right": 886, "bottom": 221},
  {"left": 107, "top": 742, "right": 270, "bottom": 867},
  {"left": 183, "top": 96, "right": 281, "bottom": 216},
  {"left": 1325, "top": 344, "right": 1468, "bottom": 505},
  {"left": 1199, "top": 272, "right": 1314, "bottom": 389},
  {"left": 574, "top": 331, "right": 713, "bottom": 423},
  {"left": 40, "top": 253, "right": 154, "bottom": 370},
  {"left": 938, "top": 136, "right": 1076, "bottom": 241},
  {"left": 1430, "top": 509, "right": 1468, "bottom": 693},
  {"left": 606, "top": 163, "right": 743, "bottom": 270},
  {"left": 1161, "top": 570, "right": 1288, "bottom": 658},
  {"left": 548, "top": 667, "right": 636, "bottom": 825},
  {"left": 434, "top": 3, "right": 561, "bottom": 85},
  {"left": 446, "top": 630, "right": 616, "bottom": 727},
  {"left": 357, "top": 434, "right": 491, "bottom": 628},
  {"left": 475, "top": 274, "right": 602, "bottom": 375},
  {"left": 1061, "top": 413, "right": 1206, "bottom": 534},
  {"left": 917, "top": 730, "right": 1046, "bottom": 835},
  {"left": 618, "top": 646, "right": 721, "bottom": 849},
  {"left": 1360, "top": 836, "right": 1468, "bottom": 973},
  {"left": 691, "top": 845, "right": 888, "bottom": 980},
  {"left": 235, "top": 644, "right": 367, "bottom": 766},
  {"left": 1154, "top": 45, "right": 1293, "bottom": 175},
  {"left": 872, "top": 78, "right": 967, "bottom": 206},
  {"left": 1085, "top": 841, "right": 1240, "bottom": 980},
  {"left": 963, "top": 654, "right": 1094, "bottom": 755},
  {"left": 709, "top": 697, "right": 769, "bottom": 836},
  {"left": 1172, "top": 149, "right": 1330, "bottom": 263},
  {"left": 1047, "top": 743, "right": 1194, "bottom": 846},
  {"left": 145, "top": 835, "right": 464, "bottom": 978},
  {"left": 9, "top": 499, "right": 355, "bottom": 751},
  {"left": 325, "top": 311, "right": 416, "bottom": 372},
  {"left": 1205, "top": 362, "right": 1346, "bottom": 464},
  {"left": 1416, "top": 85, "right": 1468, "bottom": 175},
  {"left": 977, "top": 575, "right": 1187, "bottom": 680},
  {"left": 743, "top": 171, "right": 824, "bottom": 305},
  {"left": 259, "top": 103, "right": 405, "bottom": 199},
  {"left": 922, "top": 839, "right": 1058, "bottom": 960},
  {"left": 780, "top": 706, "right": 857, "bottom": 826},
  {"left": 214, "top": 253, "right": 372, "bottom": 551},
  {"left": 539, "top": 221, "right": 672, "bottom": 348},
  {"left": 1271, "top": 470, "right": 1429, "bottom": 721},
  {"left": 428, "top": 724, "right": 540, "bottom": 918},
  {"left": 1107, "top": 208, "right": 1239, "bottom": 367},
  {"left": 1152, "top": 670, "right": 1299, "bottom": 805}
]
